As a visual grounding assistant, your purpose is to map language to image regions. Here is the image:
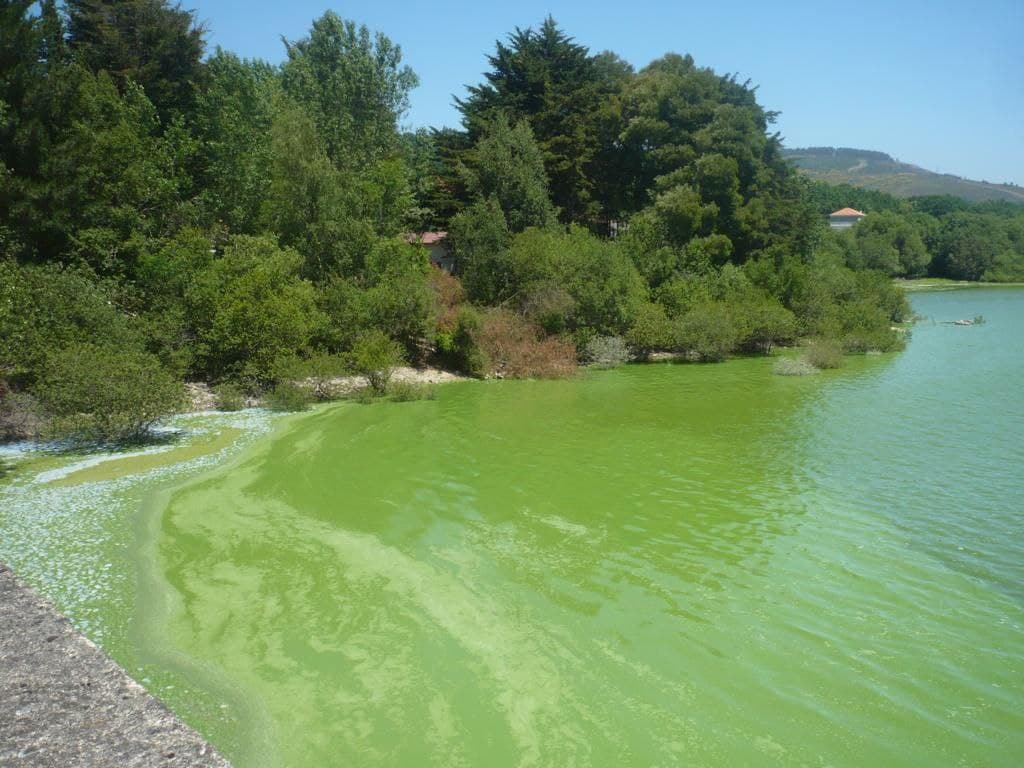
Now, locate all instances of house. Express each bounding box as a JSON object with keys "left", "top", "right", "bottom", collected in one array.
[
  {"left": 406, "top": 231, "right": 454, "bottom": 272},
  {"left": 828, "top": 207, "right": 866, "bottom": 229}
]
